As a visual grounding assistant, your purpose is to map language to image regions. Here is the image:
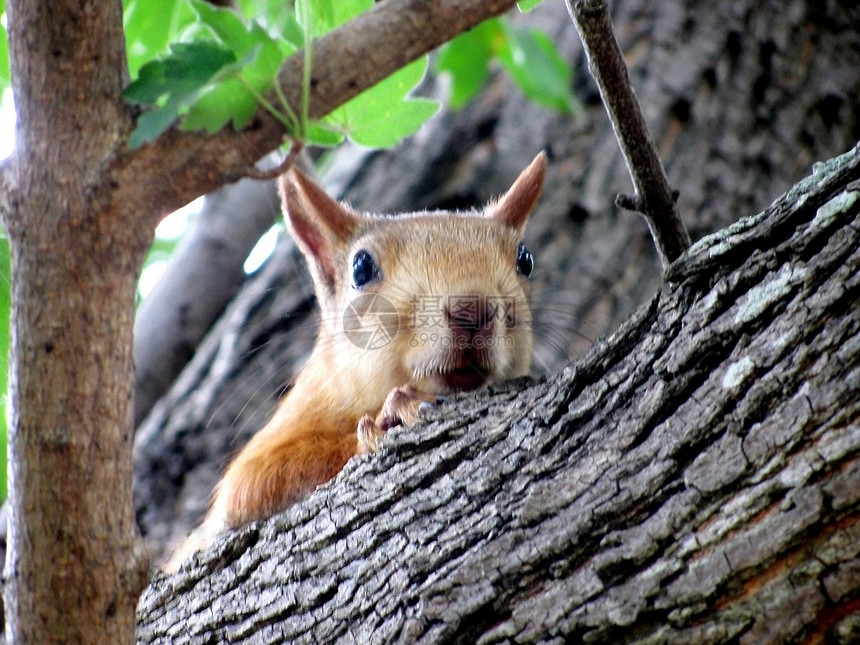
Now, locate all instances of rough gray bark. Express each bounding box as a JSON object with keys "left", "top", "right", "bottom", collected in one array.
[
  {"left": 133, "top": 0, "right": 860, "bottom": 565},
  {"left": 138, "top": 143, "right": 860, "bottom": 643}
]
